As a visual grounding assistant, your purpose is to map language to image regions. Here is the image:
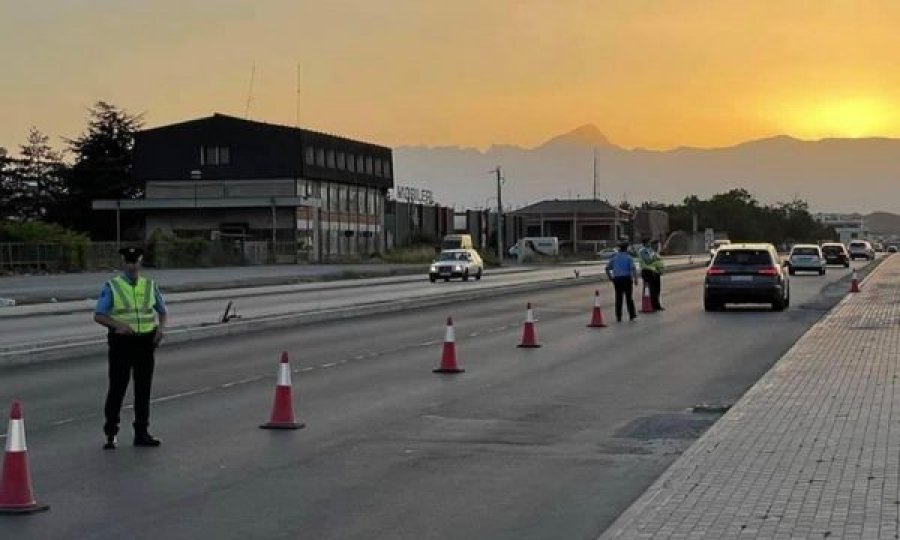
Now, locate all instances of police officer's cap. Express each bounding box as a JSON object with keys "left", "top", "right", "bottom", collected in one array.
[{"left": 118, "top": 247, "right": 144, "bottom": 263}]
